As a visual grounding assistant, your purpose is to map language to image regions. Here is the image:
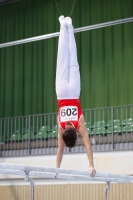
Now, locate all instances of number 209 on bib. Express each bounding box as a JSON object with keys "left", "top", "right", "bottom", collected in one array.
[{"left": 60, "top": 106, "right": 78, "bottom": 122}]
